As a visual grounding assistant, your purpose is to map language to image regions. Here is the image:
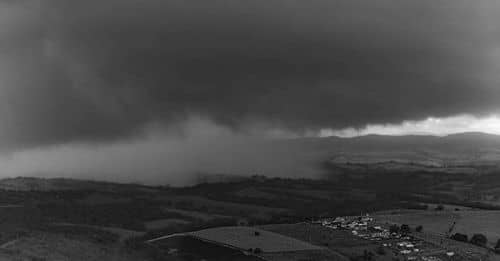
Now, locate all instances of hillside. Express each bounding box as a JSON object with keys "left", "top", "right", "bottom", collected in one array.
[
  {"left": 277, "top": 132, "right": 500, "bottom": 176},
  {"left": 0, "top": 177, "right": 160, "bottom": 192},
  {"left": 0, "top": 172, "right": 498, "bottom": 260}
]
